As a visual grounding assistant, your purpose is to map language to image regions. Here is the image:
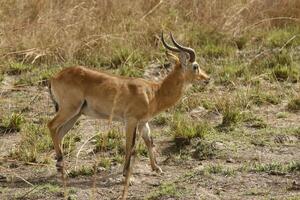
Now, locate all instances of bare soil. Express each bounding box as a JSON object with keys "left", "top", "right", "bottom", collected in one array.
[{"left": 0, "top": 73, "right": 300, "bottom": 200}]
